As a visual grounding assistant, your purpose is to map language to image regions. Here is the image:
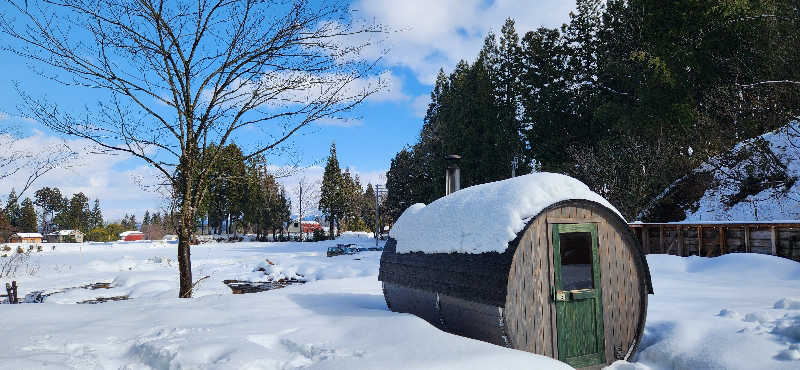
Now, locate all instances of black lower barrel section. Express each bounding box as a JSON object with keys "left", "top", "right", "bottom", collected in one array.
[{"left": 379, "top": 238, "right": 515, "bottom": 347}]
